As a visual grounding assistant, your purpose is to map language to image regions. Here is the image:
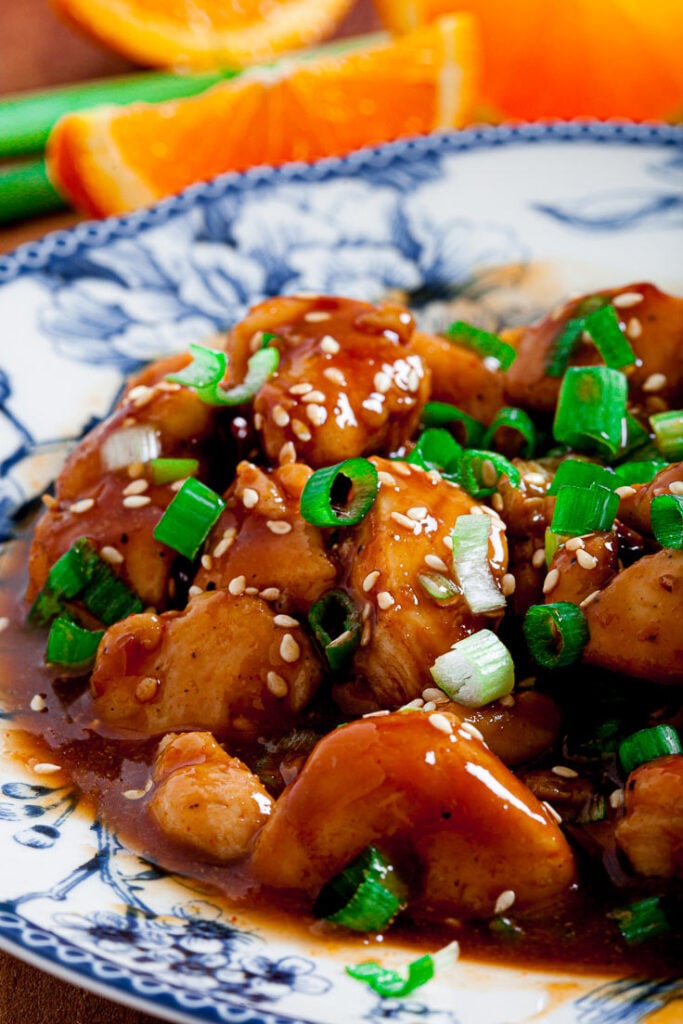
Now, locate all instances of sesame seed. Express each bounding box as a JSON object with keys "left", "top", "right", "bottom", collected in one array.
[
  {"left": 274, "top": 614, "right": 299, "bottom": 628},
  {"left": 0, "top": 616, "right": 9, "bottom": 634},
  {"left": 30, "top": 694, "right": 46, "bottom": 712},
  {"left": 42, "top": 494, "right": 58, "bottom": 510},
  {"left": 501, "top": 573, "right": 516, "bottom": 596},
  {"left": 669, "top": 481, "right": 683, "bottom": 495},
  {"left": 213, "top": 532, "right": 236, "bottom": 559},
  {"left": 612, "top": 291, "right": 643, "bottom": 308},
  {"left": 565, "top": 536, "right": 585, "bottom": 552},
  {"left": 552, "top": 765, "right": 579, "bottom": 779},
  {"left": 123, "top": 478, "right": 149, "bottom": 496},
  {"left": 33, "top": 763, "right": 62, "bottom": 775},
  {"left": 576, "top": 548, "right": 598, "bottom": 570},
  {"left": 362, "top": 601, "right": 373, "bottom": 620},
  {"left": 279, "top": 633, "right": 300, "bottom": 663},
  {"left": 626, "top": 317, "right": 642, "bottom": 340},
  {"left": 363, "top": 709, "right": 391, "bottom": 718},
  {"left": 305, "top": 403, "right": 327, "bottom": 426},
  {"left": 425, "top": 554, "right": 448, "bottom": 572},
  {"left": 391, "top": 511, "right": 418, "bottom": 531},
  {"left": 254, "top": 412, "right": 264, "bottom": 430},
  {"left": 320, "top": 335, "right": 340, "bottom": 355},
  {"left": 615, "top": 485, "right": 637, "bottom": 499},
  {"left": 228, "top": 575, "right": 246, "bottom": 595},
  {"left": 407, "top": 506, "right": 428, "bottom": 520},
  {"left": 157, "top": 380, "right": 181, "bottom": 393},
  {"left": 401, "top": 698, "right": 425, "bottom": 710},
  {"left": 259, "top": 587, "right": 281, "bottom": 601},
  {"left": 266, "top": 671, "right": 289, "bottom": 698},
  {"left": 304, "top": 310, "right": 331, "bottom": 322},
  {"left": 100, "top": 545, "right": 124, "bottom": 565},
  {"left": 373, "top": 371, "right": 392, "bottom": 393},
  {"left": 123, "top": 494, "right": 151, "bottom": 509},
  {"left": 579, "top": 589, "right": 601, "bottom": 608},
  {"left": 442, "top": 534, "right": 453, "bottom": 549},
  {"left": 609, "top": 789, "right": 625, "bottom": 809},
  {"left": 278, "top": 441, "right": 297, "bottom": 464},
  {"left": 378, "top": 471, "right": 397, "bottom": 487},
  {"left": 459, "top": 721, "right": 485, "bottom": 743},
  {"left": 491, "top": 493, "right": 504, "bottom": 512},
  {"left": 135, "top": 677, "right": 159, "bottom": 703},
  {"left": 266, "top": 519, "right": 292, "bottom": 535},
  {"left": 543, "top": 568, "right": 560, "bottom": 594},
  {"left": 389, "top": 463, "right": 410, "bottom": 479},
  {"left": 245, "top": 587, "right": 259, "bottom": 595},
  {"left": 200, "top": 554, "right": 213, "bottom": 571},
  {"left": 323, "top": 367, "right": 346, "bottom": 386},
  {"left": 289, "top": 382, "right": 313, "bottom": 395},
  {"left": 426, "top": 469, "right": 442, "bottom": 484},
  {"left": 377, "top": 591, "right": 395, "bottom": 610},
  {"left": 532, "top": 548, "right": 546, "bottom": 569},
  {"left": 362, "top": 396, "right": 384, "bottom": 415},
  {"left": 170, "top": 478, "right": 187, "bottom": 491},
  {"left": 423, "top": 701, "right": 437, "bottom": 712},
  {"left": 360, "top": 620, "right": 372, "bottom": 647},
  {"left": 524, "top": 472, "right": 547, "bottom": 488},
  {"left": 127, "top": 461, "right": 145, "bottom": 480},
  {"left": 69, "top": 498, "right": 95, "bottom": 514},
  {"left": 428, "top": 712, "right": 453, "bottom": 735},
  {"left": 494, "top": 890, "right": 516, "bottom": 915},
  {"left": 421, "top": 687, "right": 448, "bottom": 705},
  {"left": 643, "top": 372, "right": 667, "bottom": 393},
  {"left": 301, "top": 390, "right": 326, "bottom": 404},
  {"left": 127, "top": 384, "right": 155, "bottom": 407},
  {"left": 123, "top": 788, "right": 147, "bottom": 801},
  {"left": 242, "top": 488, "right": 259, "bottom": 509},
  {"left": 481, "top": 460, "right": 498, "bottom": 489},
  {"left": 272, "top": 405, "right": 290, "bottom": 427},
  {"left": 362, "top": 570, "right": 381, "bottom": 592},
  {"left": 542, "top": 800, "right": 563, "bottom": 825},
  {"left": 188, "top": 584, "right": 203, "bottom": 597},
  {"left": 291, "top": 420, "right": 312, "bottom": 442}
]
